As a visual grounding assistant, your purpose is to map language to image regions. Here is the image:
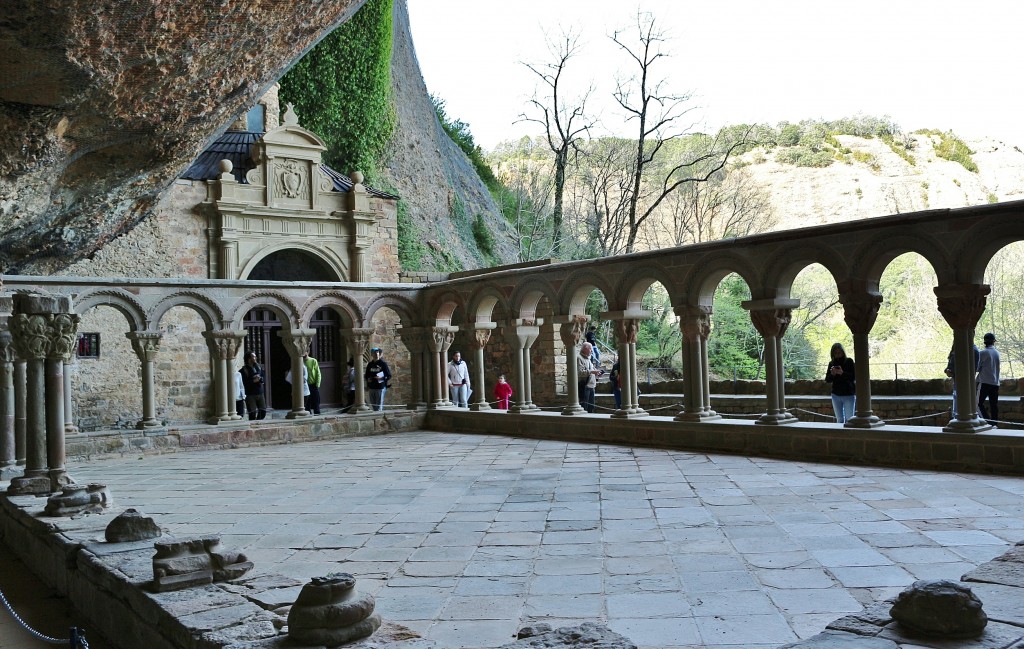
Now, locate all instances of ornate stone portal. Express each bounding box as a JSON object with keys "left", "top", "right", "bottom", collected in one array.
[{"left": 206, "top": 104, "right": 384, "bottom": 283}]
